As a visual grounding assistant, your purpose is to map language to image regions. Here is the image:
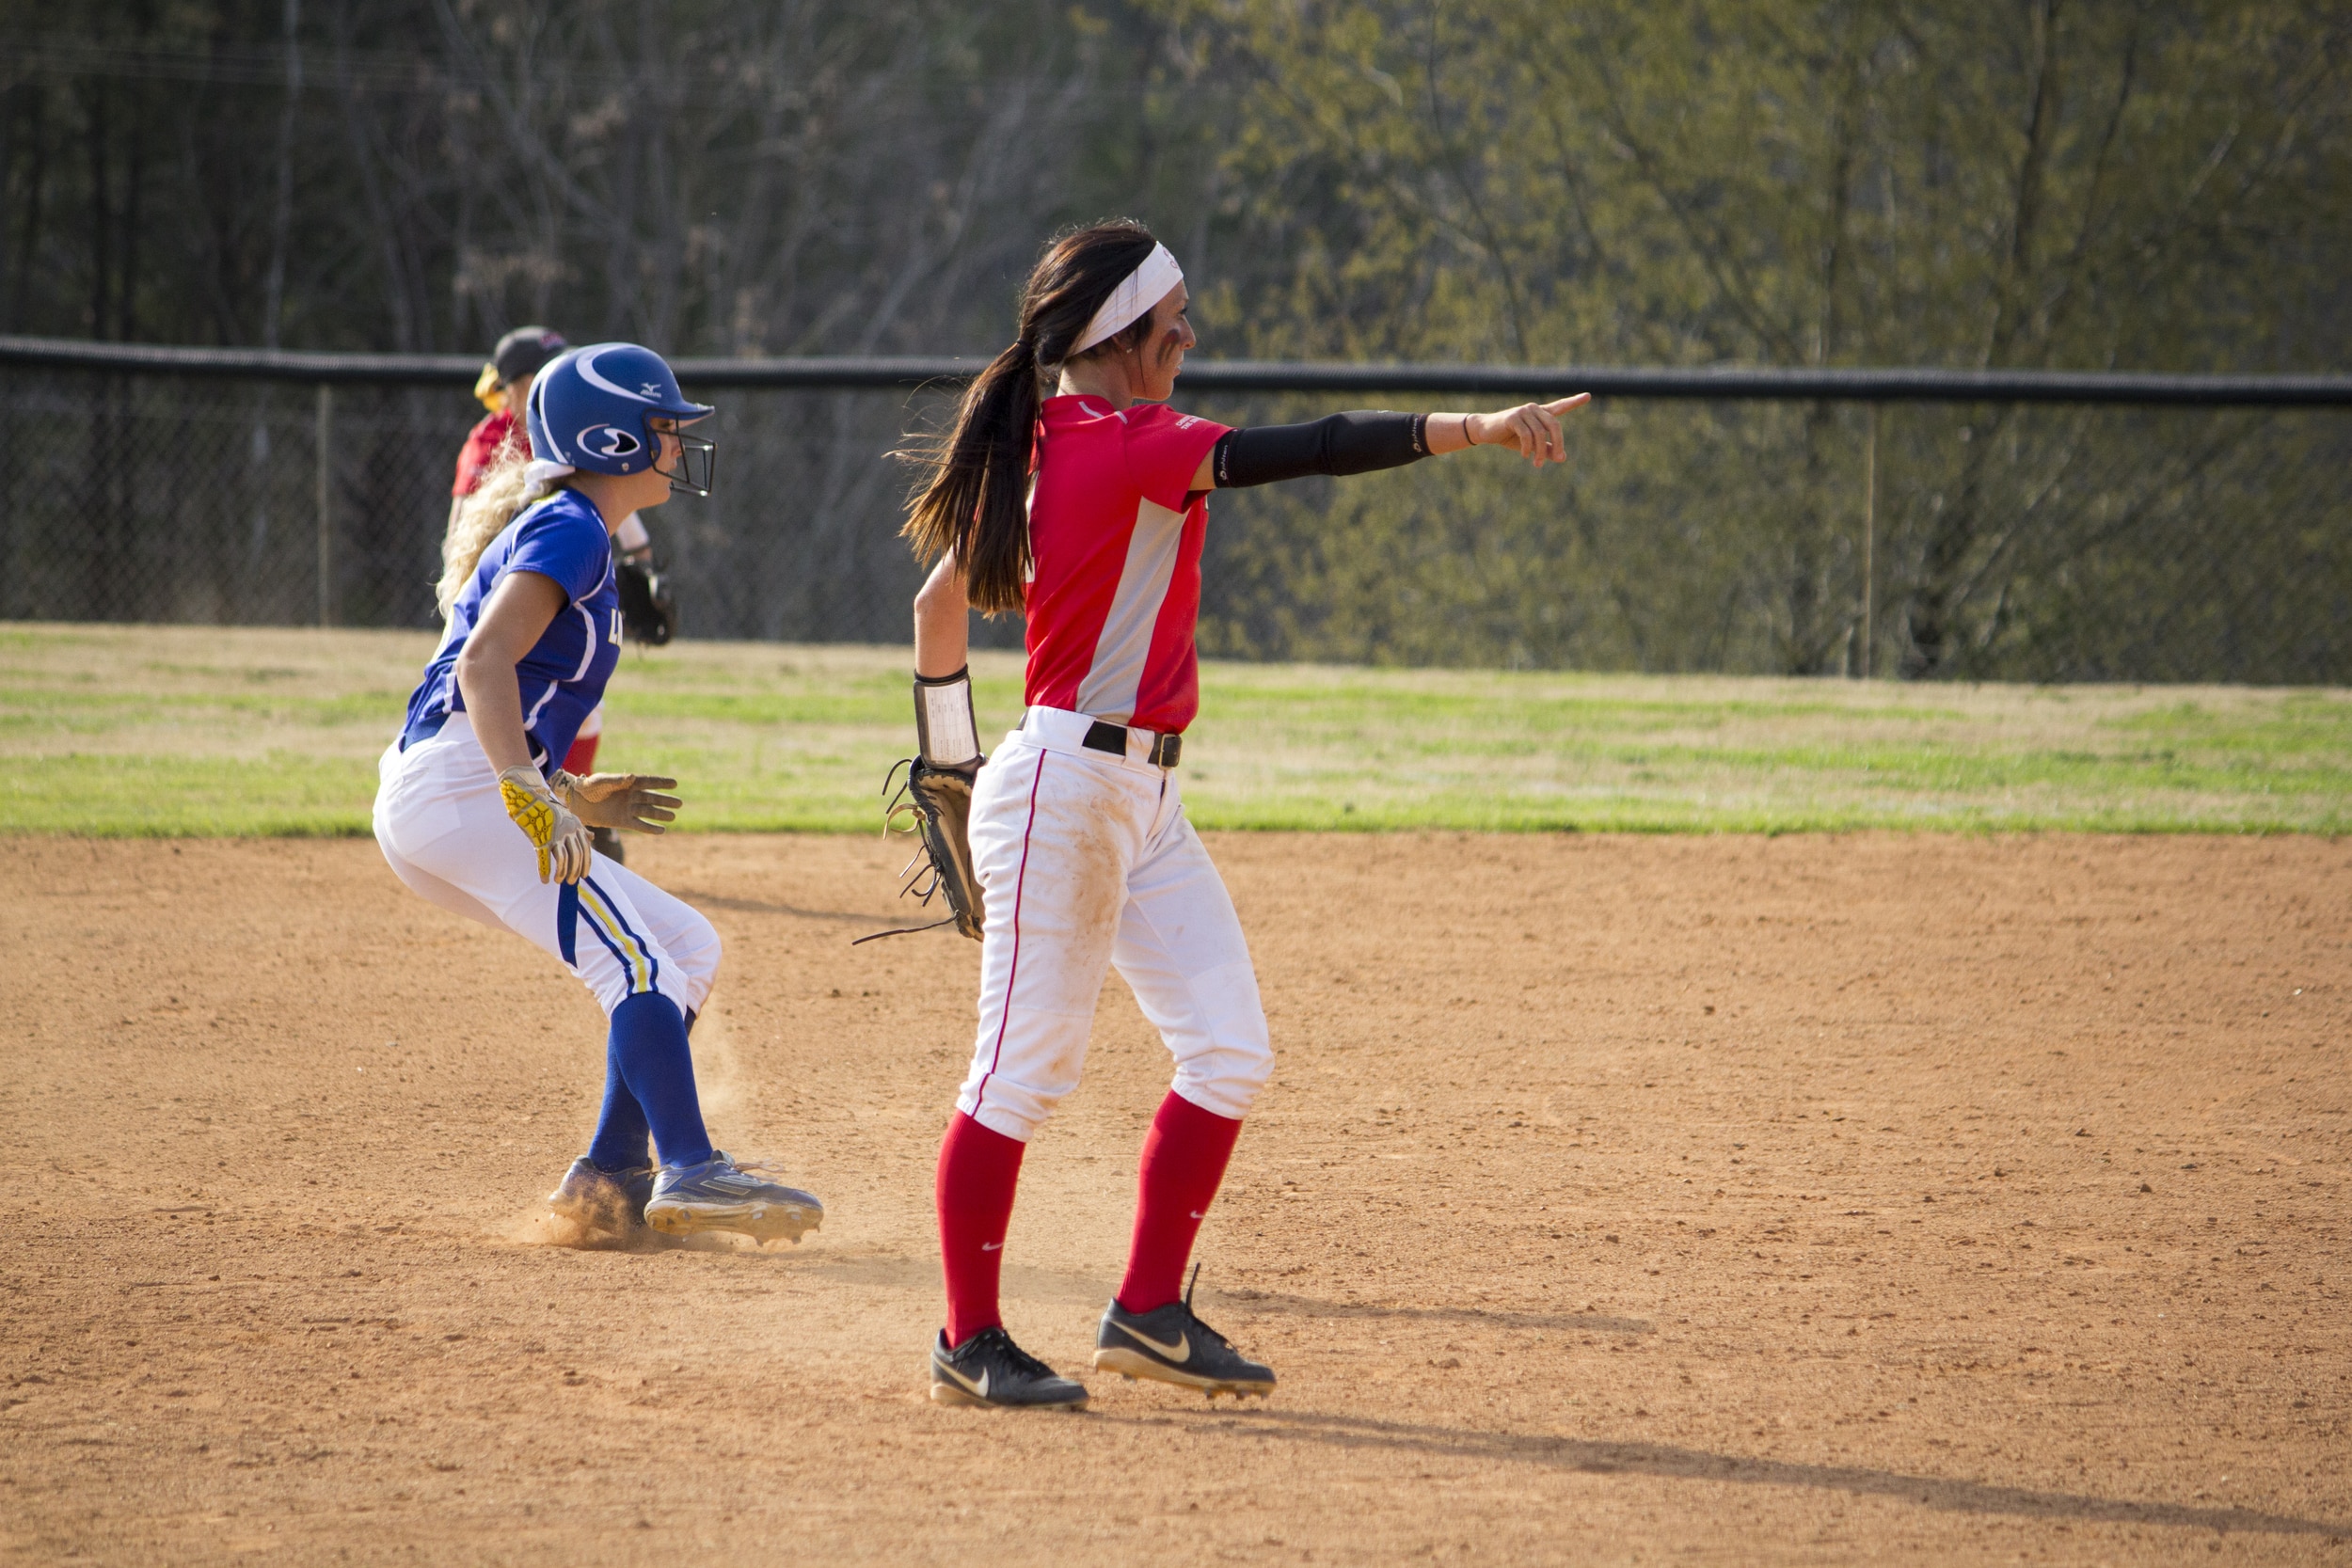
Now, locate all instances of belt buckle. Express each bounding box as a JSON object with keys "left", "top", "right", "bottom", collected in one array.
[{"left": 1152, "top": 732, "right": 1183, "bottom": 768}]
